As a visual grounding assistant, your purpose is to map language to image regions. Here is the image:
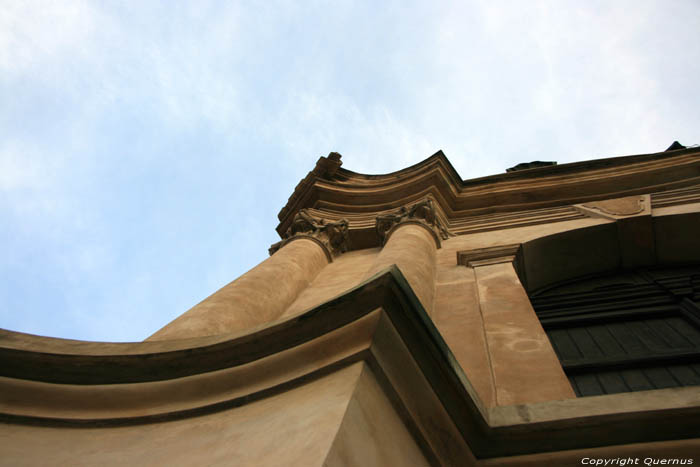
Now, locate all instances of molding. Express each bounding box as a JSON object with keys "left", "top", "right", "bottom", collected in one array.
[
  {"left": 651, "top": 183, "right": 700, "bottom": 208},
  {"left": 457, "top": 244, "right": 521, "bottom": 268},
  {"left": 276, "top": 147, "right": 700, "bottom": 240},
  {"left": 277, "top": 152, "right": 343, "bottom": 225},
  {"left": 294, "top": 203, "right": 589, "bottom": 254},
  {"left": 449, "top": 205, "right": 588, "bottom": 236},
  {"left": 1, "top": 267, "right": 699, "bottom": 459},
  {"left": 458, "top": 244, "right": 527, "bottom": 289}
]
